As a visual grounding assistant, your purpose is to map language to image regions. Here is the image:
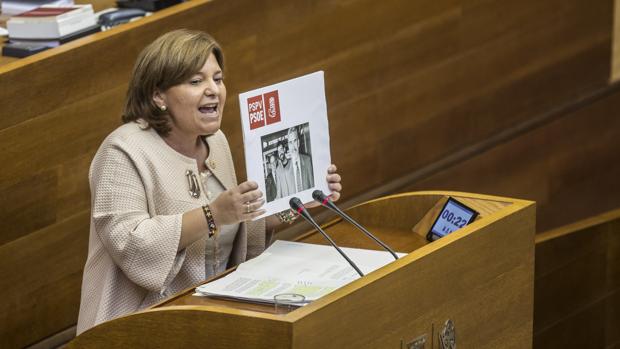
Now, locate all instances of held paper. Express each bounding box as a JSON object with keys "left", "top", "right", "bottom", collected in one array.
[{"left": 238, "top": 72, "right": 331, "bottom": 218}]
